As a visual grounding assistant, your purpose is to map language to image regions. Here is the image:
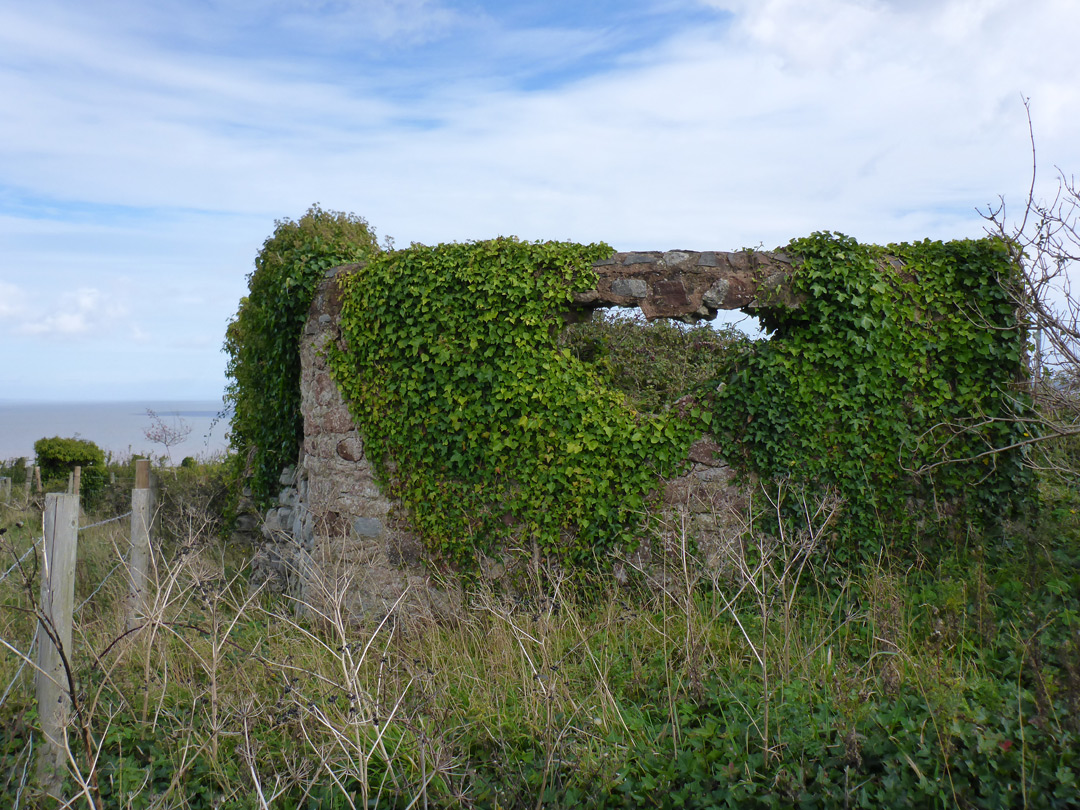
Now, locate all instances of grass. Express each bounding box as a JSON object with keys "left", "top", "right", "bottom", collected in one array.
[{"left": 1, "top": 464, "right": 1079, "bottom": 808}]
